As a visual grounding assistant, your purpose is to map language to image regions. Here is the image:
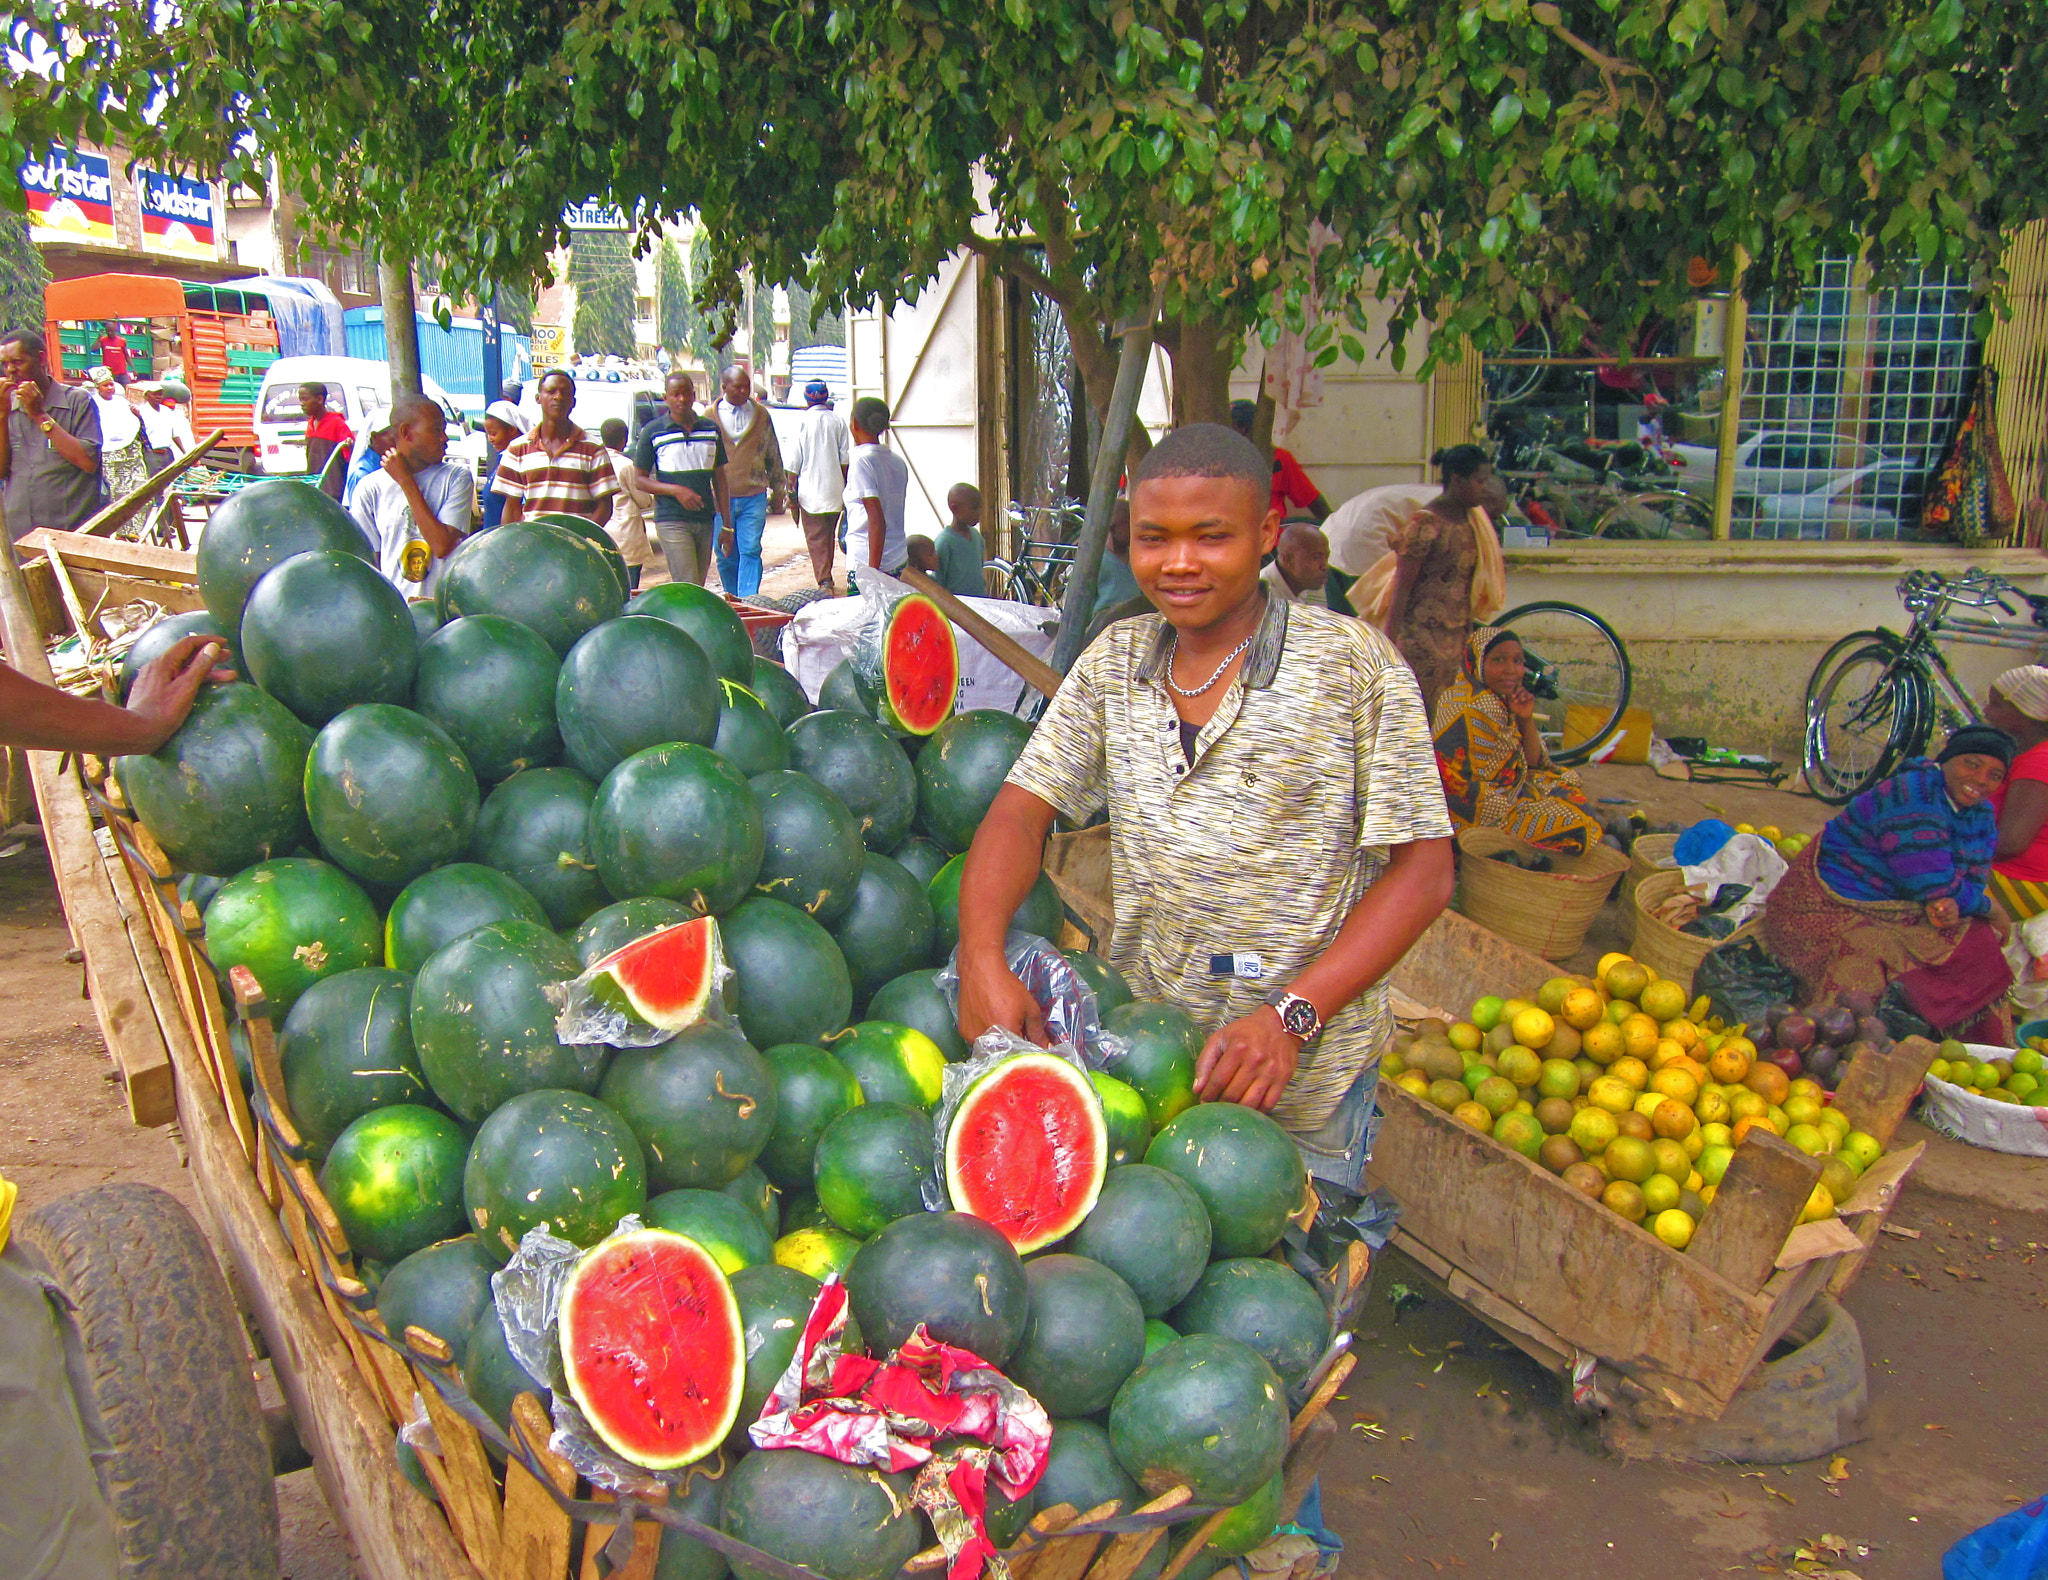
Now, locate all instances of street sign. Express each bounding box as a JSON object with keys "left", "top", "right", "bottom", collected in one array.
[
  {"left": 532, "top": 323, "right": 566, "bottom": 368},
  {"left": 563, "top": 200, "right": 627, "bottom": 231}
]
